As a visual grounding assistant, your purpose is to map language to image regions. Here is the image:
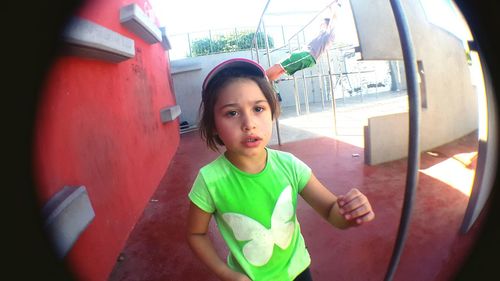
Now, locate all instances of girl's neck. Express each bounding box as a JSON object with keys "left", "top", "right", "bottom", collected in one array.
[{"left": 224, "top": 148, "right": 268, "bottom": 174}]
